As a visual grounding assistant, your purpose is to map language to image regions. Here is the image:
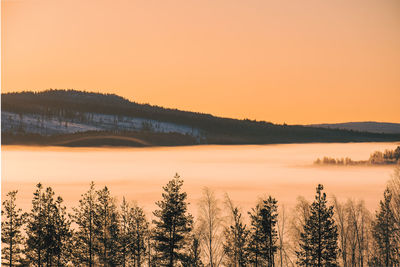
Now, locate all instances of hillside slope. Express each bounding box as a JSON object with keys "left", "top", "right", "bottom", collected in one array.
[
  {"left": 308, "top": 122, "right": 400, "bottom": 134},
  {"left": 2, "top": 90, "right": 400, "bottom": 146}
]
